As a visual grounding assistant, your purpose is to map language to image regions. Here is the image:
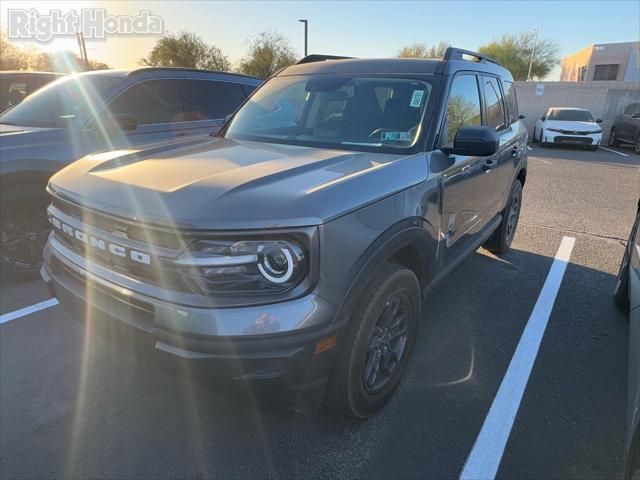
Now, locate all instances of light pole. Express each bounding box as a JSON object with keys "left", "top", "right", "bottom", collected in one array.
[
  {"left": 298, "top": 19, "right": 308, "bottom": 56},
  {"left": 527, "top": 28, "right": 539, "bottom": 82}
]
